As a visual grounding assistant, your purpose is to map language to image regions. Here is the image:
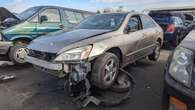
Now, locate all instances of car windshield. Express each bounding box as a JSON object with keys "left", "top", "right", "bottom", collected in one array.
[
  {"left": 18, "top": 7, "right": 41, "bottom": 21},
  {"left": 77, "top": 13, "right": 127, "bottom": 30}
]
